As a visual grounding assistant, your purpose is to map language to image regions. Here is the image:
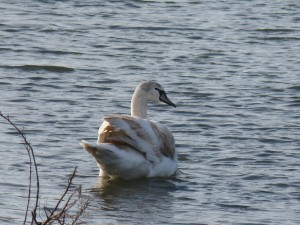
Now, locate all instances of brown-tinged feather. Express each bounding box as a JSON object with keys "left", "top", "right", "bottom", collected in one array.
[
  {"left": 150, "top": 121, "right": 175, "bottom": 159},
  {"left": 98, "top": 115, "right": 175, "bottom": 161},
  {"left": 98, "top": 118, "right": 148, "bottom": 158}
]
